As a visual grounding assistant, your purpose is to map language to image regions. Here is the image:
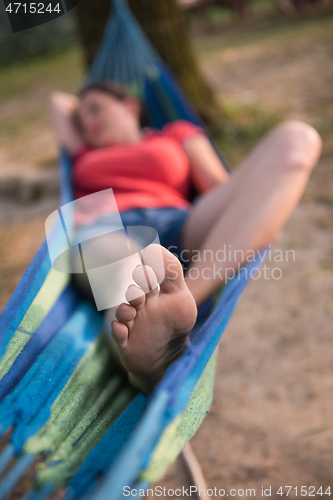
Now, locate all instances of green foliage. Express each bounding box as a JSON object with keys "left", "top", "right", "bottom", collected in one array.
[{"left": 216, "top": 100, "right": 283, "bottom": 167}]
